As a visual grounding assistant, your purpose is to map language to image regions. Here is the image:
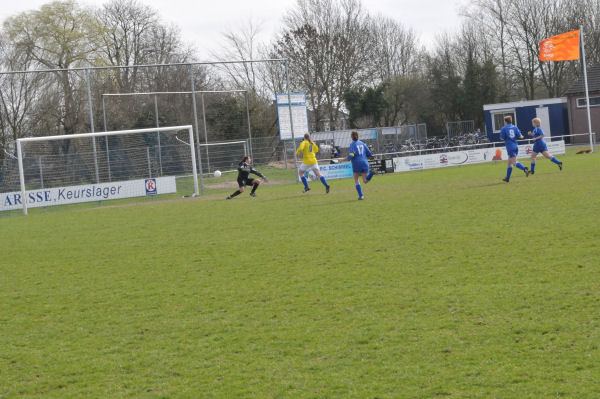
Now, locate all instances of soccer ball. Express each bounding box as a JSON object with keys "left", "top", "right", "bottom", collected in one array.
[{"left": 214, "top": 170, "right": 222, "bottom": 178}]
